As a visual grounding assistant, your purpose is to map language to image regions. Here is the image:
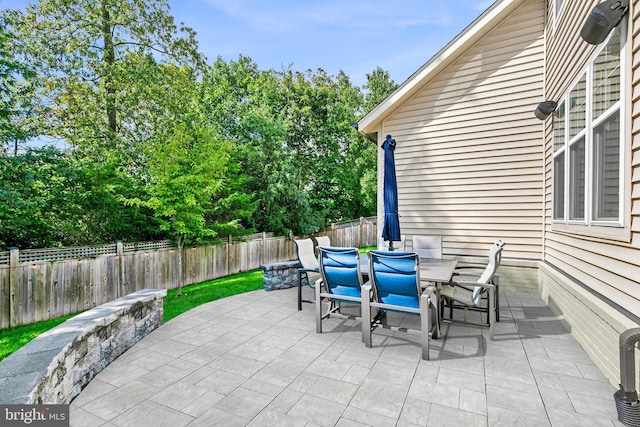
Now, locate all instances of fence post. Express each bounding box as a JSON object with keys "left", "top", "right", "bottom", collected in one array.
[
  {"left": 331, "top": 223, "right": 336, "bottom": 246},
  {"left": 116, "top": 241, "right": 124, "bottom": 298},
  {"left": 262, "top": 232, "right": 266, "bottom": 265},
  {"left": 226, "top": 235, "right": 232, "bottom": 276},
  {"left": 9, "top": 247, "right": 19, "bottom": 327}
]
